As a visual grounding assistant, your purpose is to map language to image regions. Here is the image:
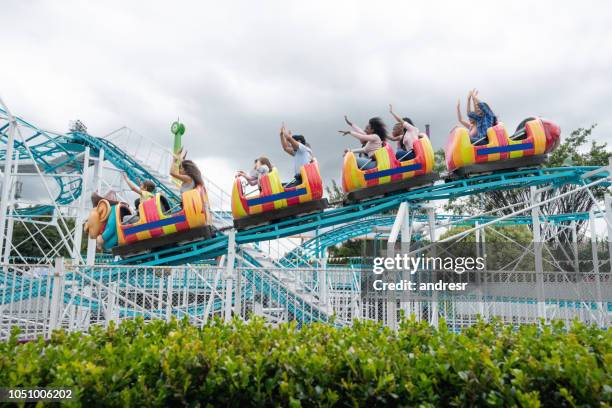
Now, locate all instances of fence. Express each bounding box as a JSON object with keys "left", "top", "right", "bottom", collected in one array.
[{"left": 0, "top": 260, "right": 609, "bottom": 340}]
